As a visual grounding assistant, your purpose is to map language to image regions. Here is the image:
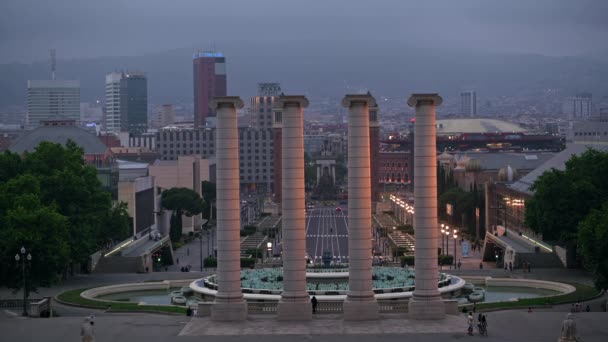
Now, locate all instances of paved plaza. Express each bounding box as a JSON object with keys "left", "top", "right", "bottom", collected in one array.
[{"left": 2, "top": 310, "right": 608, "bottom": 341}]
